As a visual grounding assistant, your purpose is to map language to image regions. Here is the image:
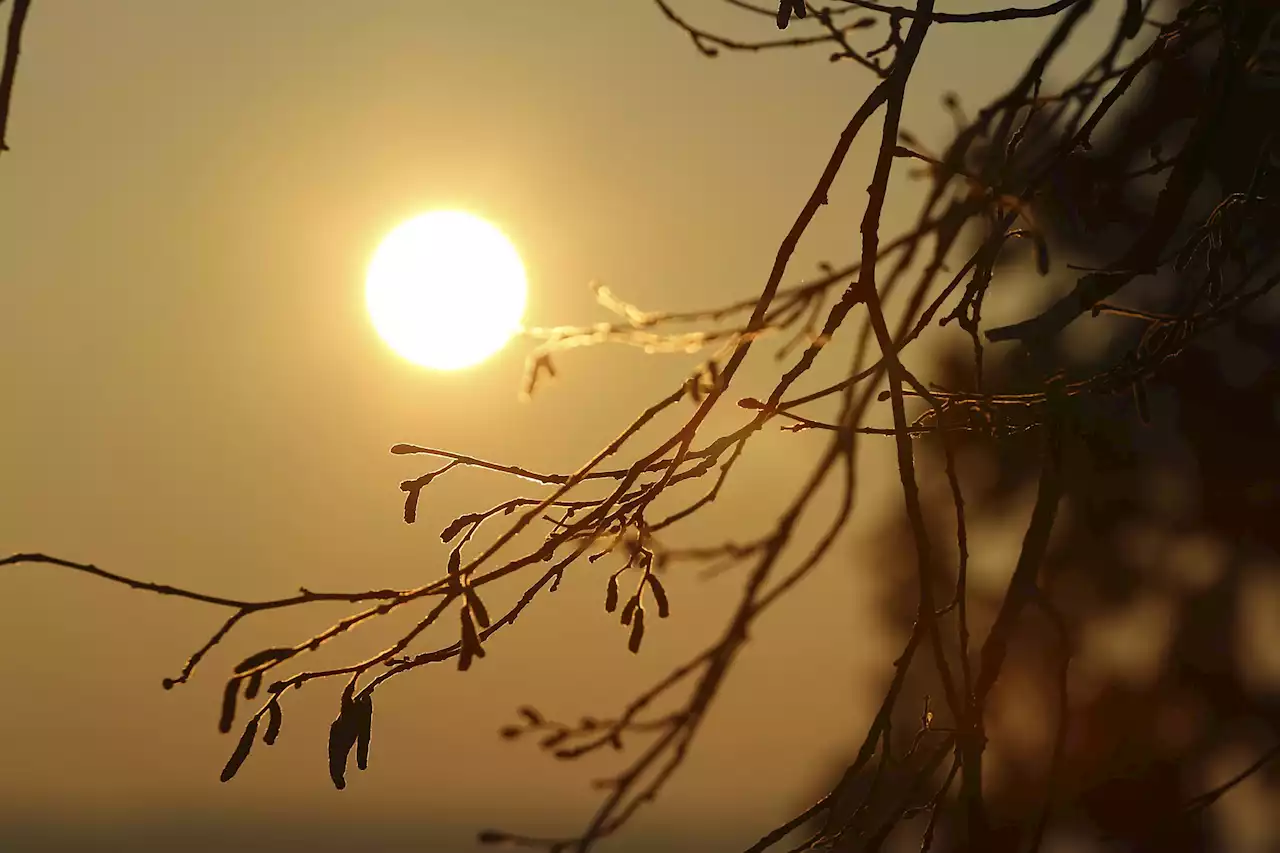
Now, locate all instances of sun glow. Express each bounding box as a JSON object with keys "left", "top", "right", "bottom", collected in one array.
[{"left": 365, "top": 210, "right": 527, "bottom": 370}]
